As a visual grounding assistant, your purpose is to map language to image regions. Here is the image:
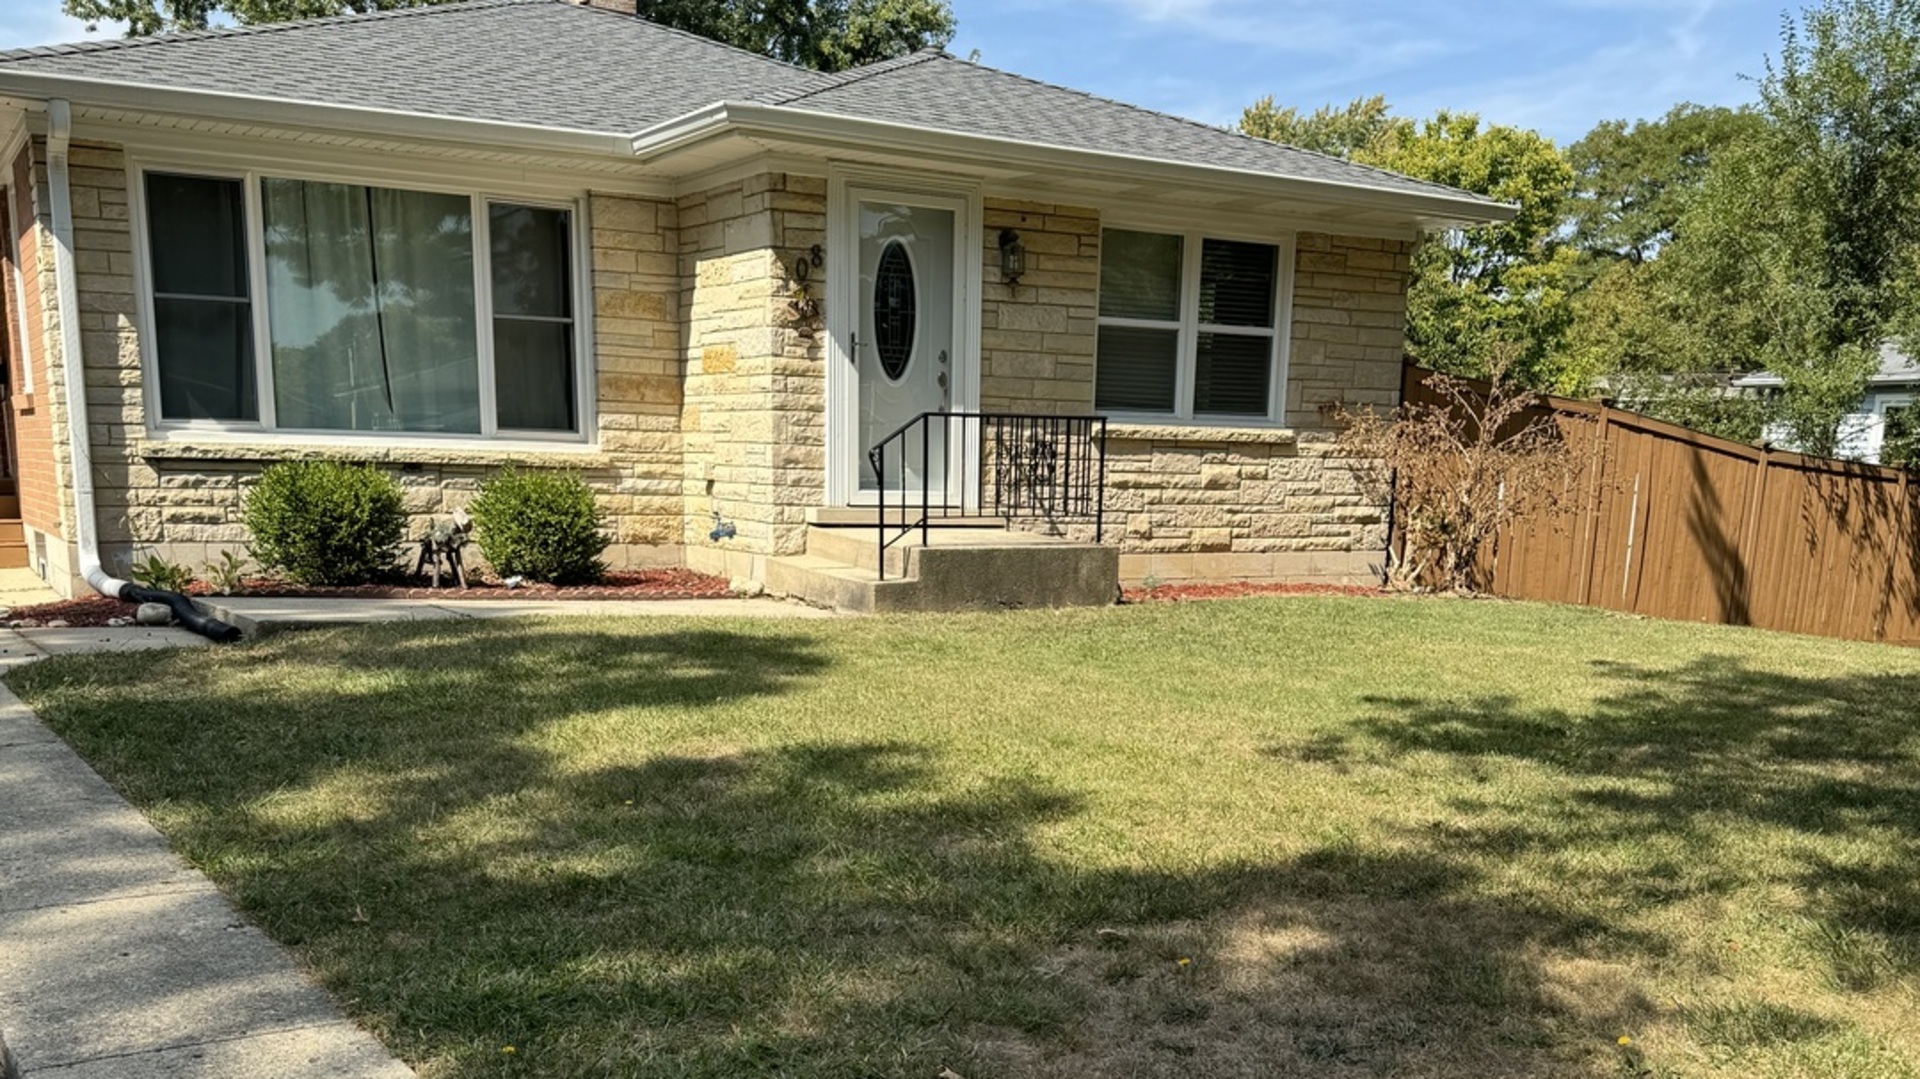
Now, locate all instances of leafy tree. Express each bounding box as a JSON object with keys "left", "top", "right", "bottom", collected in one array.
[
  {"left": 1242, "top": 99, "right": 1582, "bottom": 390},
  {"left": 1239, "top": 94, "right": 1394, "bottom": 159},
  {"left": 1564, "top": 103, "right": 1765, "bottom": 267},
  {"left": 64, "top": 0, "right": 956, "bottom": 71},
  {"left": 1658, "top": 0, "right": 1920, "bottom": 456},
  {"left": 632, "top": 0, "right": 952, "bottom": 71}
]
